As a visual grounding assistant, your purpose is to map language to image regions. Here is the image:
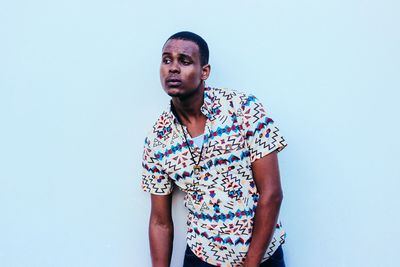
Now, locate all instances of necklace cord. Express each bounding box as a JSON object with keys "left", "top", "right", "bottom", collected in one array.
[
  {"left": 180, "top": 123, "right": 204, "bottom": 168},
  {"left": 171, "top": 100, "right": 206, "bottom": 172}
]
